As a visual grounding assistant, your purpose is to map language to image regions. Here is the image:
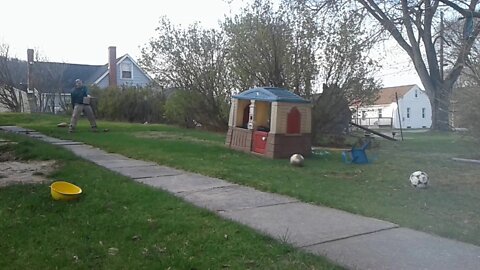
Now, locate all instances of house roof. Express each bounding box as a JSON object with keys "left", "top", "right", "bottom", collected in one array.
[
  {"left": 3, "top": 57, "right": 26, "bottom": 89},
  {"left": 233, "top": 87, "right": 310, "bottom": 103},
  {"left": 6, "top": 59, "right": 106, "bottom": 92},
  {"left": 6, "top": 53, "right": 151, "bottom": 93},
  {"left": 374, "top": 85, "right": 417, "bottom": 105},
  {"left": 34, "top": 62, "right": 108, "bottom": 93}
]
